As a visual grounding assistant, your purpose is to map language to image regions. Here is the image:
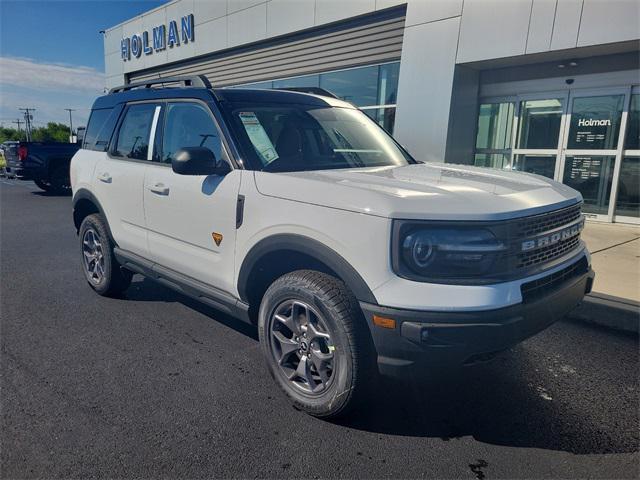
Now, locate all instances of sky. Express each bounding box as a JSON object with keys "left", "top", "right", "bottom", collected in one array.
[{"left": 0, "top": 0, "right": 166, "bottom": 130}]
